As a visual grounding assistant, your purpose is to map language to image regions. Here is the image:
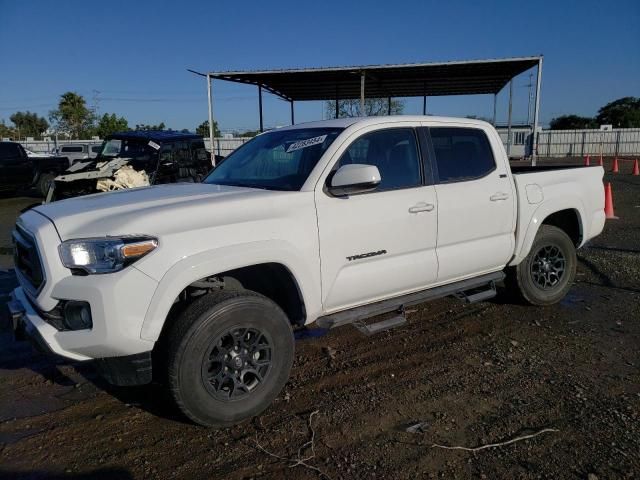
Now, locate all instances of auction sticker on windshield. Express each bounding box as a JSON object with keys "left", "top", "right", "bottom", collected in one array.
[
  {"left": 286, "top": 135, "right": 327, "bottom": 153},
  {"left": 148, "top": 141, "right": 161, "bottom": 150}
]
